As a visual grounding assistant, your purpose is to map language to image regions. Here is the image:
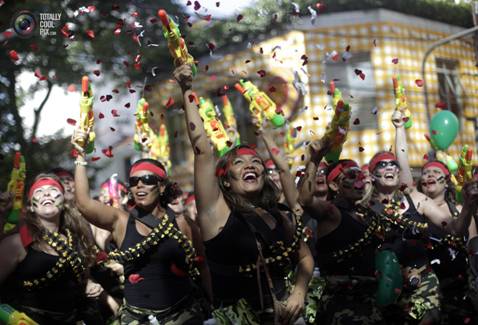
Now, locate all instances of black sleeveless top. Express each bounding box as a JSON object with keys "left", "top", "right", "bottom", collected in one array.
[
  {"left": 120, "top": 209, "right": 195, "bottom": 309},
  {"left": 204, "top": 207, "right": 300, "bottom": 309},
  {"left": 315, "top": 201, "right": 380, "bottom": 277},
  {"left": 381, "top": 194, "right": 430, "bottom": 269},
  {"left": 2, "top": 247, "right": 84, "bottom": 324},
  {"left": 427, "top": 200, "right": 468, "bottom": 280}
]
